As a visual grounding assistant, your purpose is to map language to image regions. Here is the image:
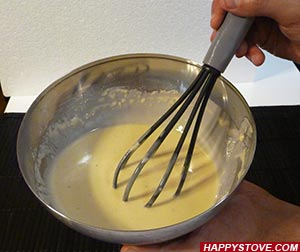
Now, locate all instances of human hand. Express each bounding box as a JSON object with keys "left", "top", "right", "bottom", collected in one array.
[
  {"left": 211, "top": 0, "right": 300, "bottom": 66},
  {"left": 121, "top": 181, "right": 300, "bottom": 252}
]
